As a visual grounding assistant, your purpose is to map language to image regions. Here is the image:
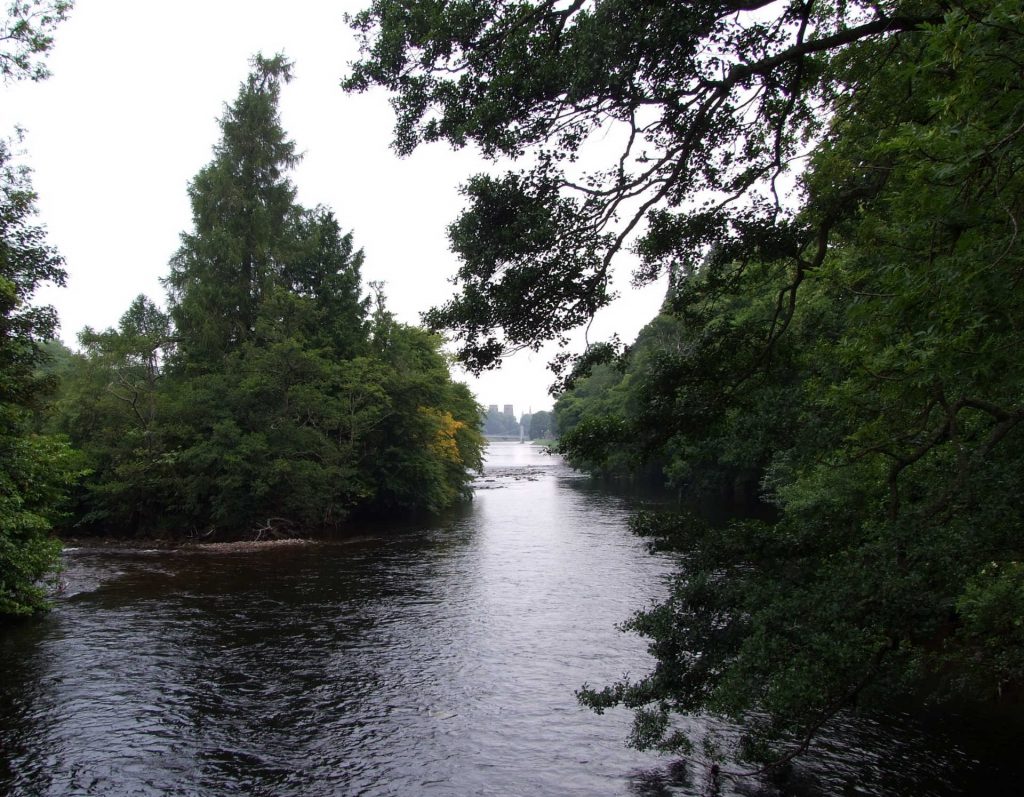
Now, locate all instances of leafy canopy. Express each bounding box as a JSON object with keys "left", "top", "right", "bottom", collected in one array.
[
  {"left": 345, "top": 0, "right": 948, "bottom": 375},
  {"left": 346, "top": 0, "right": 1024, "bottom": 770}
]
